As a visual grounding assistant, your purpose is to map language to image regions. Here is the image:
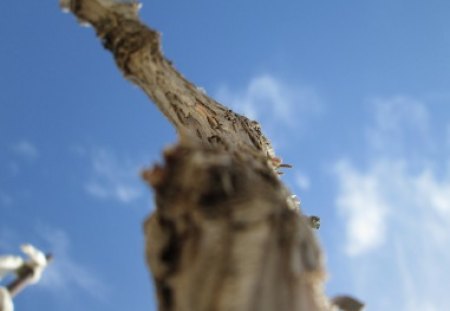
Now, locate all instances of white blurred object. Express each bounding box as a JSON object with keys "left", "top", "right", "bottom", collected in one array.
[
  {"left": 0, "top": 257, "right": 23, "bottom": 280},
  {"left": 20, "top": 244, "right": 48, "bottom": 284},
  {"left": 0, "top": 287, "right": 13, "bottom": 311},
  {"left": 0, "top": 244, "right": 48, "bottom": 284}
]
